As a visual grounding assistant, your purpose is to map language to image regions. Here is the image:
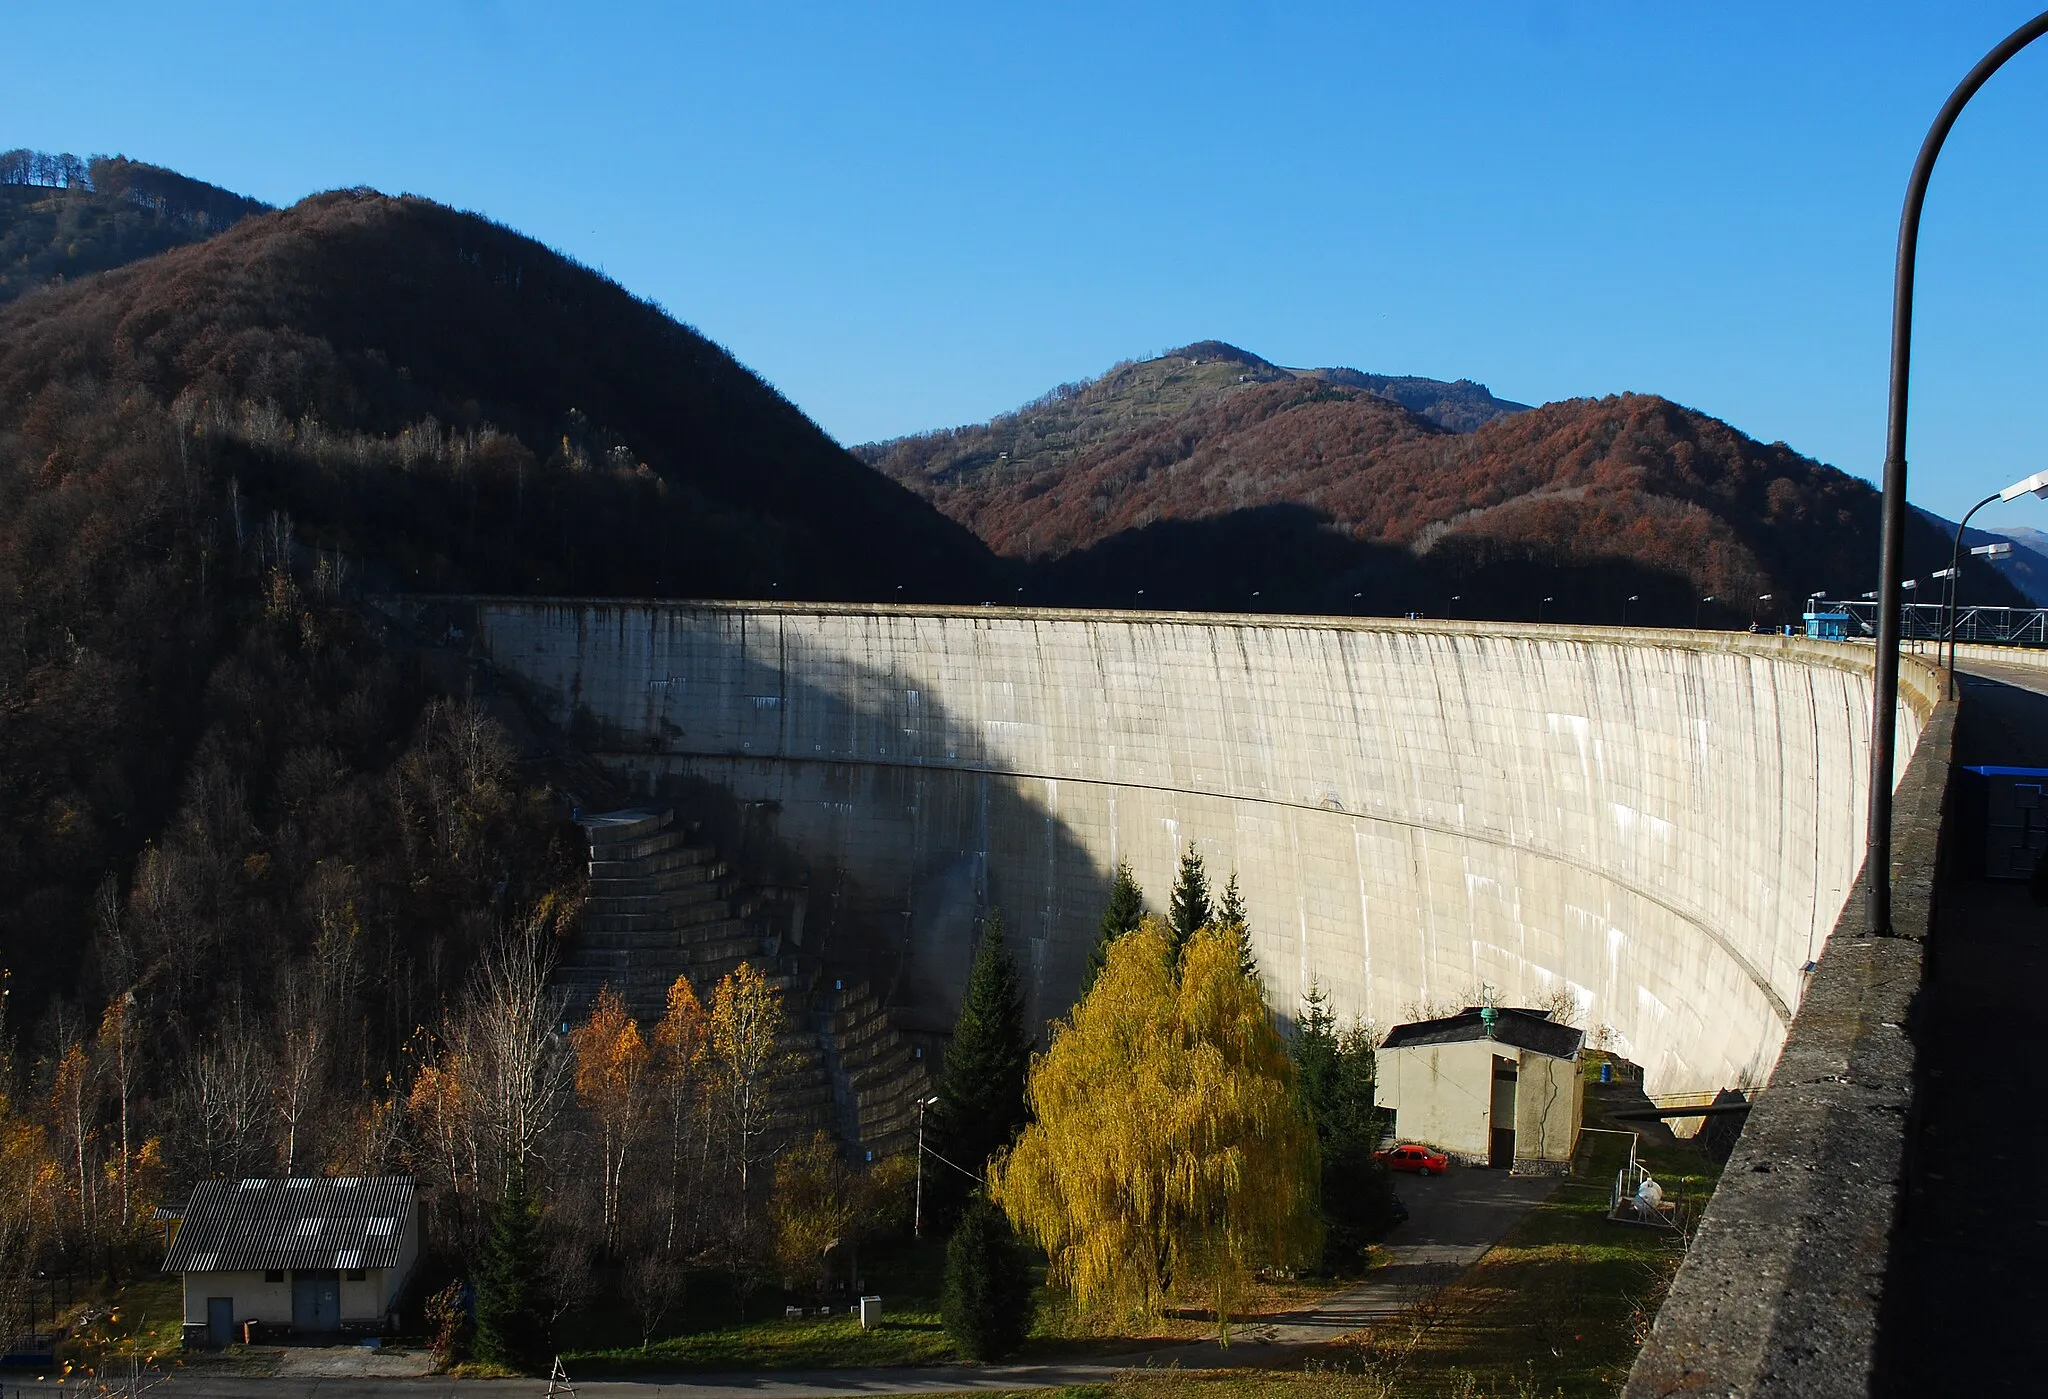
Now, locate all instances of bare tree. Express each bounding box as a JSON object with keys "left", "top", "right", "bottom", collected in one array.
[
  {"left": 174, "top": 1019, "right": 273, "bottom": 1181},
  {"left": 272, "top": 973, "right": 325, "bottom": 1176},
  {"left": 468, "top": 899, "right": 573, "bottom": 1190}
]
